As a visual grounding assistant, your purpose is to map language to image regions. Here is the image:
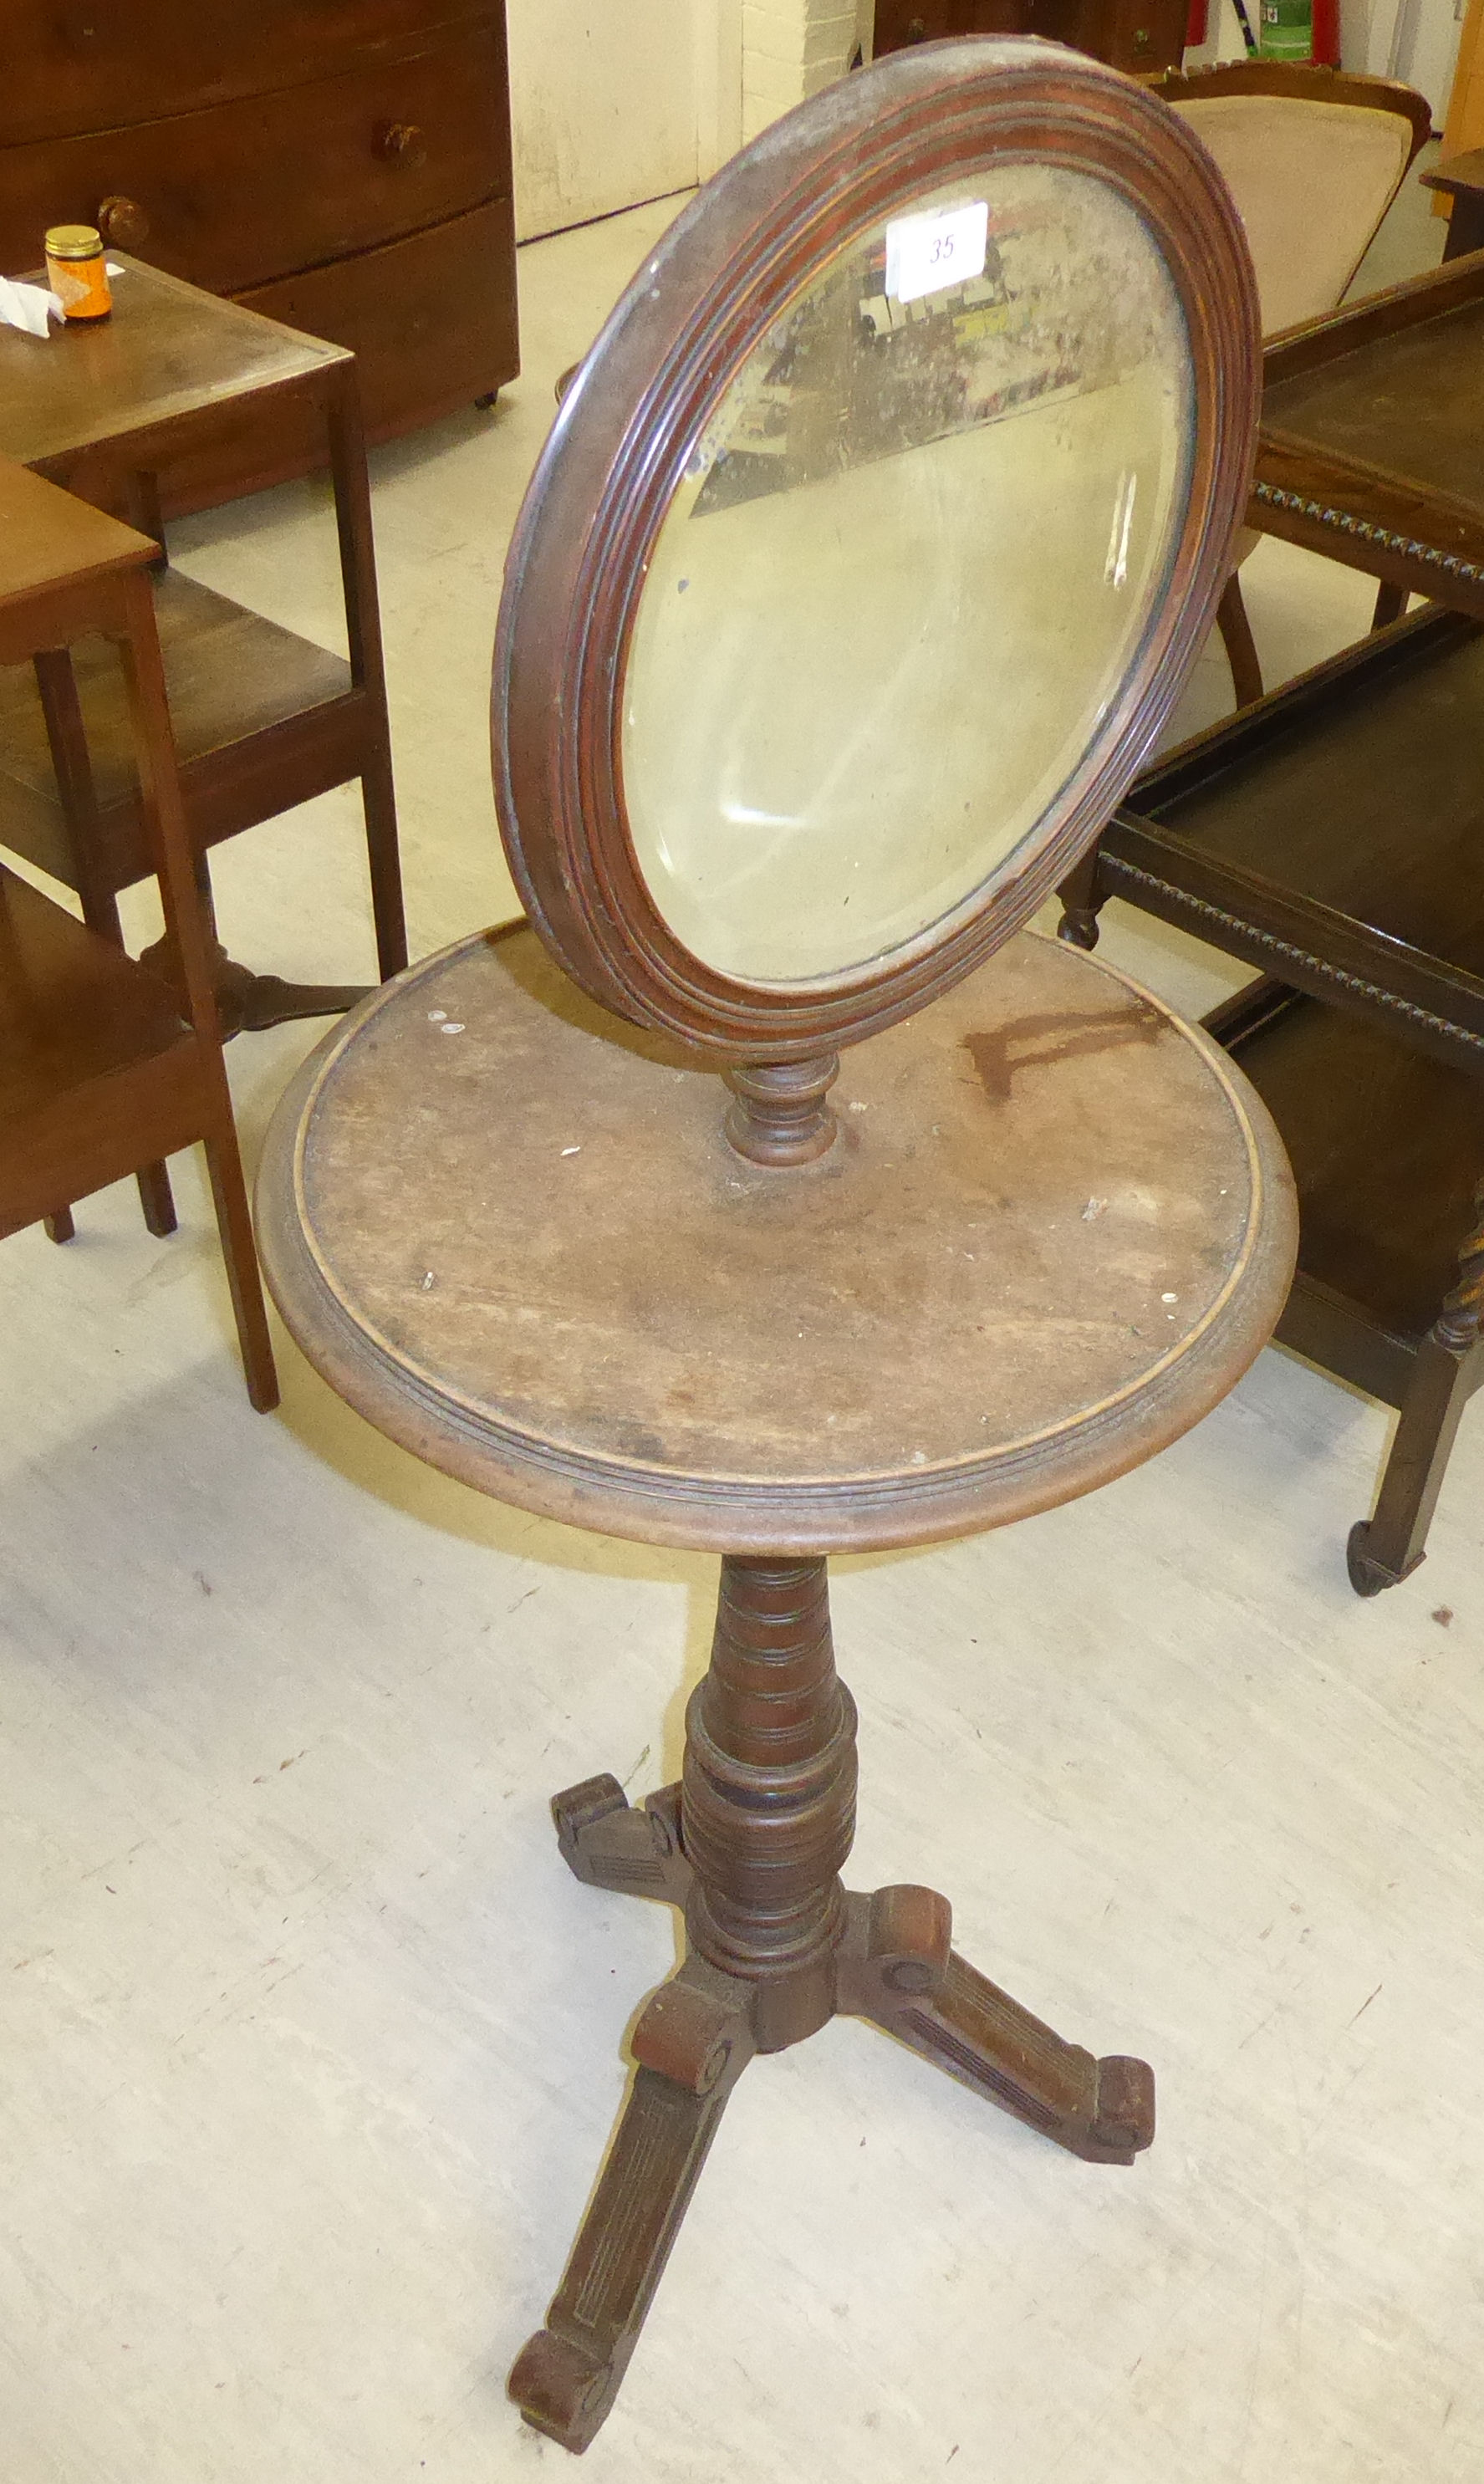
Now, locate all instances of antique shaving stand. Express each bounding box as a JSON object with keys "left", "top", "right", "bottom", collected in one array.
[{"left": 257, "top": 37, "right": 1287, "bottom": 2455}]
